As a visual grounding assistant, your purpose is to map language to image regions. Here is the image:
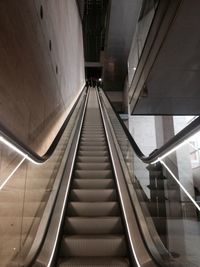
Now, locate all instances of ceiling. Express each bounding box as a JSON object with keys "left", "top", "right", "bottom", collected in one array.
[
  {"left": 82, "top": 0, "right": 109, "bottom": 62},
  {"left": 81, "top": 0, "right": 141, "bottom": 92}
]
